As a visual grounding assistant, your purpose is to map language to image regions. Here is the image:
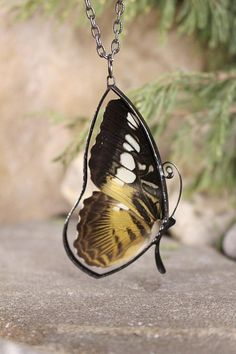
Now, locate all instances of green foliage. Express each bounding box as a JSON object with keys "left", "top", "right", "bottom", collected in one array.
[
  {"left": 127, "top": 0, "right": 236, "bottom": 61},
  {"left": 15, "top": 0, "right": 236, "bottom": 61},
  {"left": 177, "top": 0, "right": 236, "bottom": 56},
  {"left": 10, "top": 0, "right": 236, "bottom": 196},
  {"left": 53, "top": 116, "right": 89, "bottom": 166},
  {"left": 13, "top": 0, "right": 79, "bottom": 21},
  {"left": 12, "top": 0, "right": 105, "bottom": 22},
  {"left": 131, "top": 72, "right": 236, "bottom": 194}
]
